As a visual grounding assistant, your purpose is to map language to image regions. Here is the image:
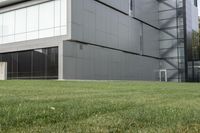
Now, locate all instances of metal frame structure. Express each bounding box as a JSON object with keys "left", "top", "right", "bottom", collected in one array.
[{"left": 159, "top": 0, "right": 188, "bottom": 82}]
